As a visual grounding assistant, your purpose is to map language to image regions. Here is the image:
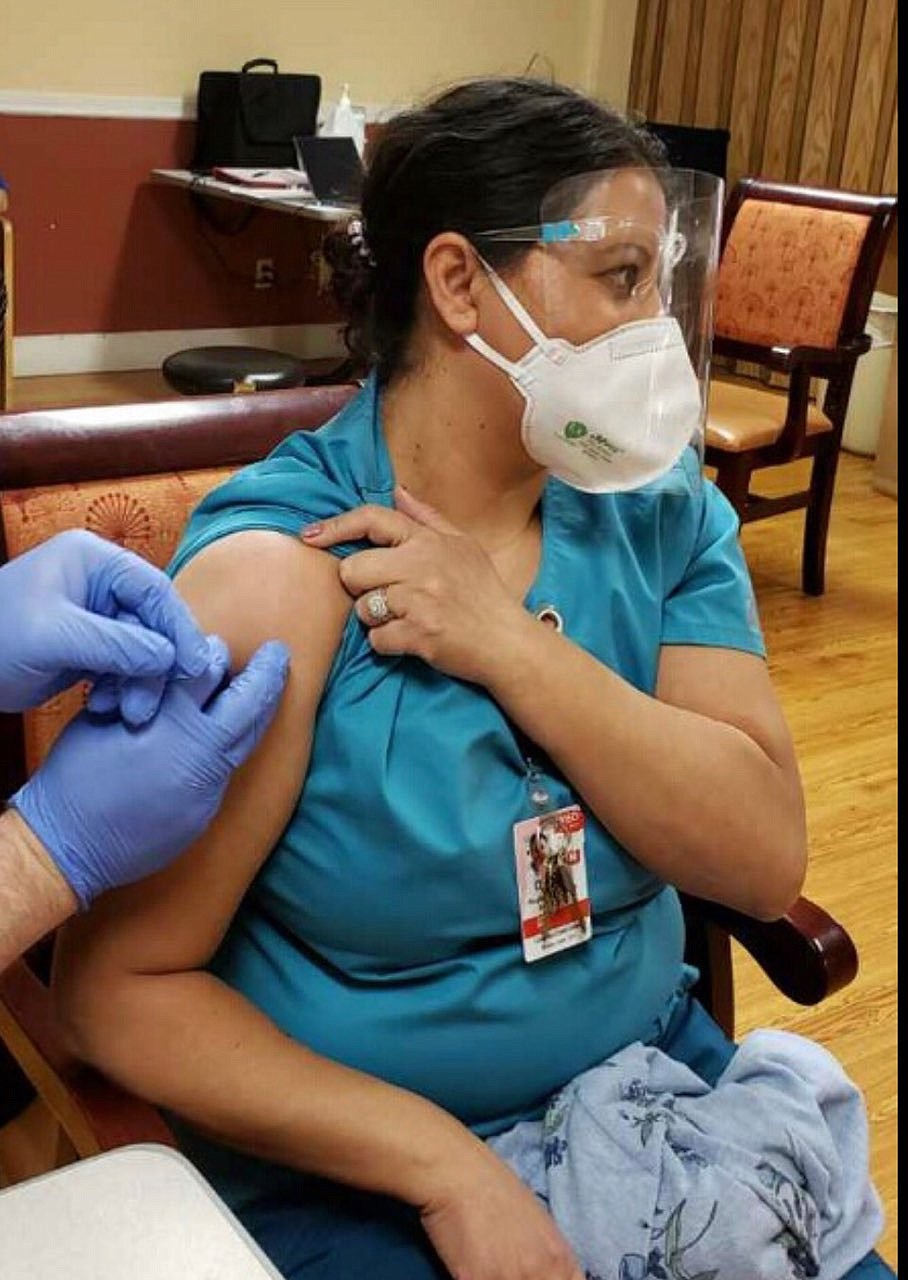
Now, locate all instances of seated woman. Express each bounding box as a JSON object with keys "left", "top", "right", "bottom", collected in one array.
[{"left": 54, "top": 79, "right": 889, "bottom": 1280}]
